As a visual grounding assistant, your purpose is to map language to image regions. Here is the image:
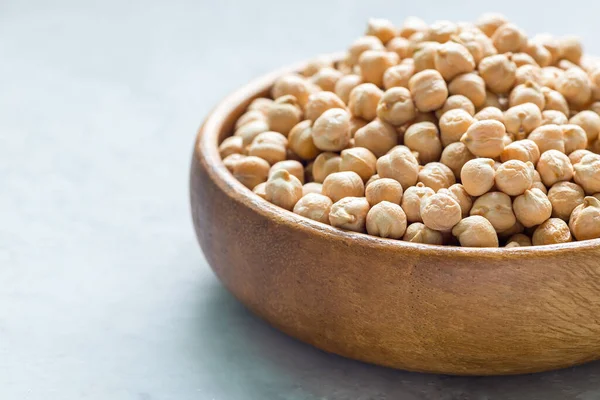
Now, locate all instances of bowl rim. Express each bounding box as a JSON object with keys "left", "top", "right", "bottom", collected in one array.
[{"left": 193, "top": 55, "right": 600, "bottom": 258}]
